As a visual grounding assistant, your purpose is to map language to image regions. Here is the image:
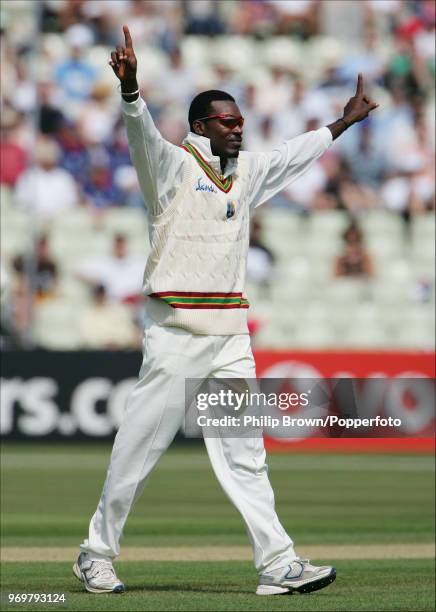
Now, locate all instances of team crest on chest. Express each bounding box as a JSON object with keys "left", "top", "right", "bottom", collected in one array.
[{"left": 226, "top": 200, "right": 236, "bottom": 219}]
